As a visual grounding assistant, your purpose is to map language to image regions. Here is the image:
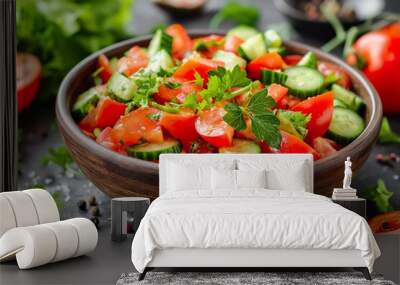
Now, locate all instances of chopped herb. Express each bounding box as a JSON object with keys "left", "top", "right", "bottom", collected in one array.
[
  {"left": 194, "top": 37, "right": 224, "bottom": 52},
  {"left": 150, "top": 22, "right": 167, "bottom": 34},
  {"left": 194, "top": 72, "right": 204, "bottom": 87},
  {"left": 183, "top": 92, "right": 199, "bottom": 110},
  {"left": 131, "top": 74, "right": 161, "bottom": 107},
  {"left": 210, "top": 1, "right": 260, "bottom": 29},
  {"left": 157, "top": 67, "right": 175, "bottom": 77},
  {"left": 276, "top": 110, "right": 311, "bottom": 139},
  {"left": 164, "top": 80, "right": 182, "bottom": 89},
  {"left": 146, "top": 112, "right": 161, "bottom": 120},
  {"left": 41, "top": 146, "right": 73, "bottom": 171},
  {"left": 224, "top": 88, "right": 281, "bottom": 148},
  {"left": 363, "top": 179, "right": 393, "bottom": 213},
  {"left": 379, "top": 117, "right": 400, "bottom": 144}
]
